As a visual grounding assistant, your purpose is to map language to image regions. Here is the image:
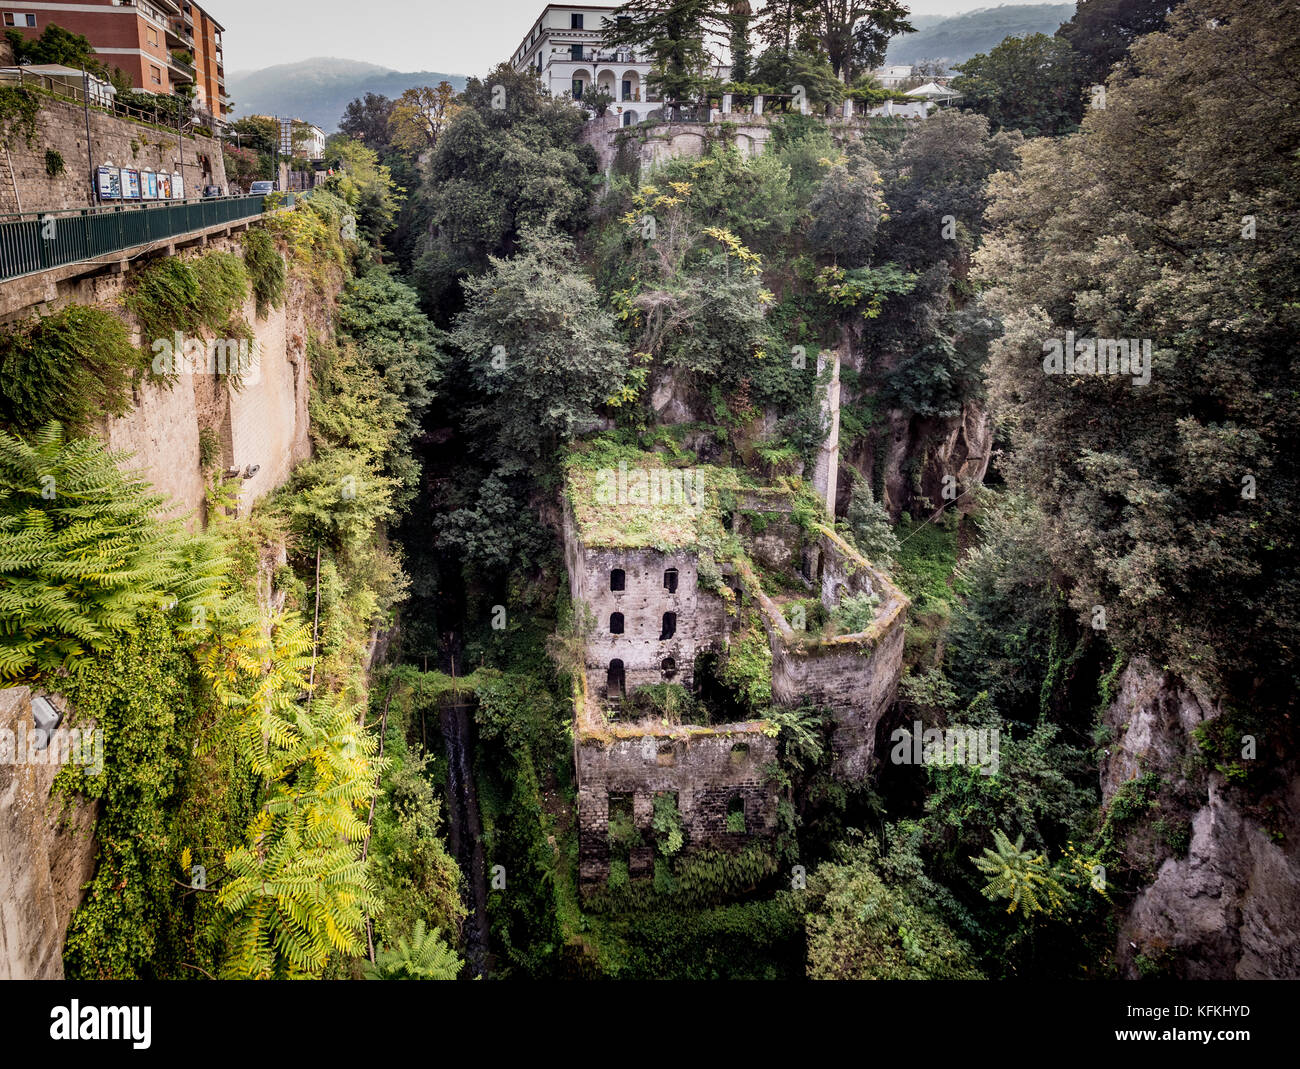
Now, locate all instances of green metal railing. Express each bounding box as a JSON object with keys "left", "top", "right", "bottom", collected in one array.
[{"left": 0, "top": 195, "right": 292, "bottom": 283}]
